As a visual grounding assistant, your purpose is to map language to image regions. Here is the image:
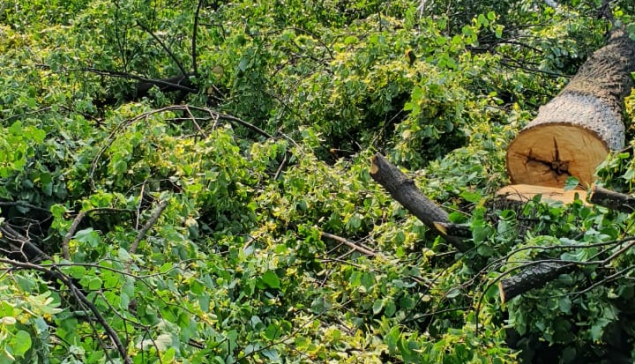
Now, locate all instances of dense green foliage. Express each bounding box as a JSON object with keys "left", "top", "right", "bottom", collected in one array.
[{"left": 1, "top": 0, "right": 635, "bottom": 363}]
